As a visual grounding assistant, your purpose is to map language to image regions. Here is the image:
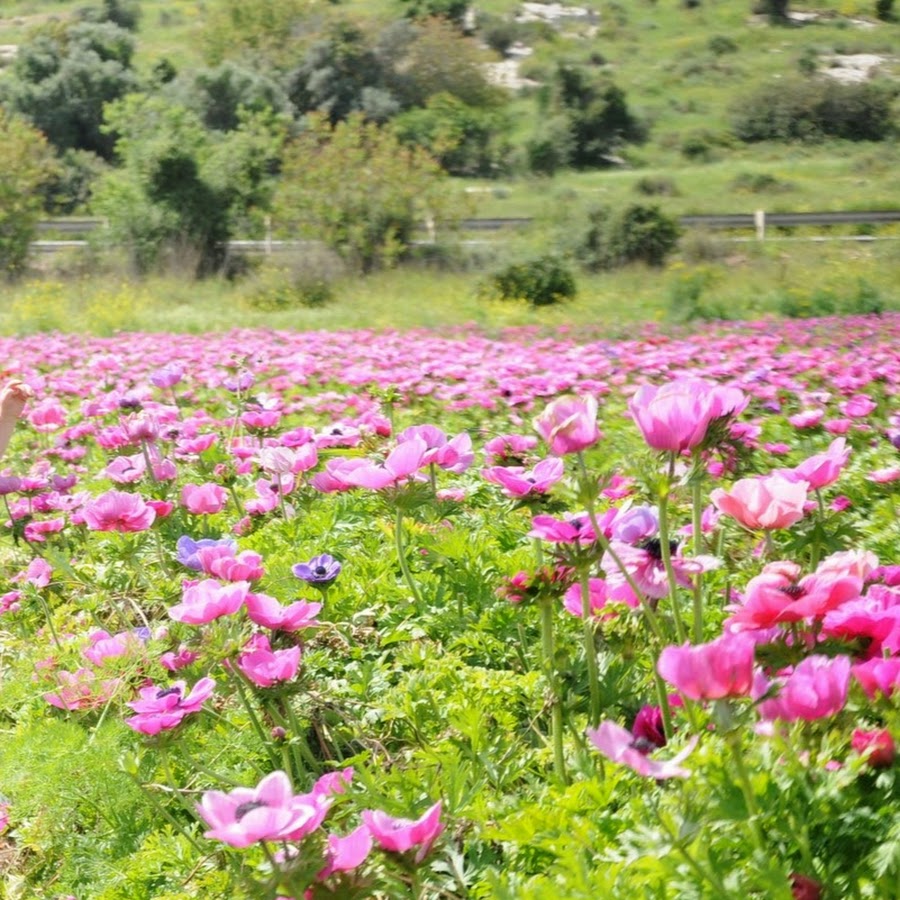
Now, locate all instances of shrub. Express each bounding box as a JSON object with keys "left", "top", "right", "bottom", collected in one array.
[
  {"left": 708, "top": 35, "right": 738, "bottom": 56},
  {"left": 776, "top": 287, "right": 838, "bottom": 318},
  {"left": 667, "top": 266, "right": 732, "bottom": 322},
  {"left": 876, "top": 0, "right": 895, "bottom": 22},
  {"left": 242, "top": 249, "right": 344, "bottom": 310},
  {"left": 603, "top": 204, "right": 681, "bottom": 268},
  {"left": 730, "top": 171, "right": 794, "bottom": 194},
  {"left": 633, "top": 176, "right": 679, "bottom": 197},
  {"left": 733, "top": 78, "right": 896, "bottom": 143},
  {"left": 479, "top": 256, "right": 576, "bottom": 306}
]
